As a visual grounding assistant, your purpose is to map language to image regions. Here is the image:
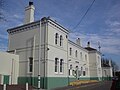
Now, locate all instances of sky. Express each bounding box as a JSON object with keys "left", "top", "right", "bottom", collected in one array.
[{"left": 0, "top": 0, "right": 120, "bottom": 67}]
